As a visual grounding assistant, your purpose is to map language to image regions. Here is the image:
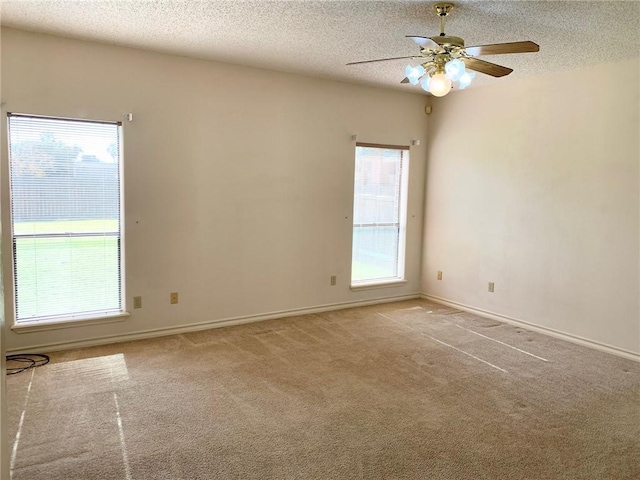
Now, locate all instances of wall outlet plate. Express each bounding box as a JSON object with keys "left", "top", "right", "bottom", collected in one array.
[
  {"left": 170, "top": 292, "right": 179, "bottom": 304},
  {"left": 133, "top": 296, "right": 142, "bottom": 309}
]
